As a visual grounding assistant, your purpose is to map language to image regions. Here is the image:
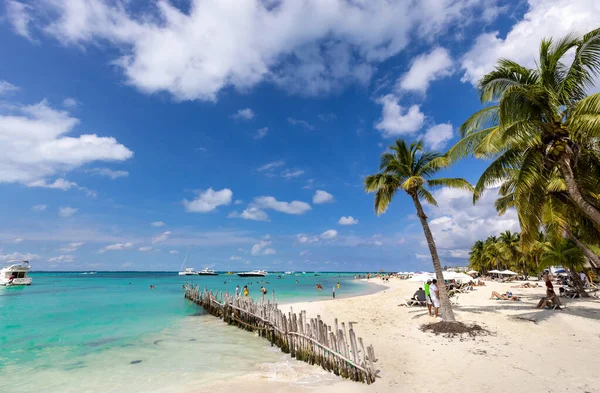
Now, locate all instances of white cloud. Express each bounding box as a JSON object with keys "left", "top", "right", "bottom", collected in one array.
[
  {"left": 0, "top": 80, "right": 20, "bottom": 95},
  {"left": 18, "top": 1, "right": 499, "bottom": 101},
  {"left": 234, "top": 200, "right": 243, "bottom": 205},
  {"left": 416, "top": 253, "right": 430, "bottom": 260},
  {"left": 255, "top": 127, "right": 268, "bottom": 139},
  {"left": 462, "top": 0, "right": 600, "bottom": 85},
  {"left": 99, "top": 242, "right": 133, "bottom": 253},
  {"left": 397, "top": 47, "right": 453, "bottom": 93},
  {"left": 13, "top": 238, "right": 24, "bottom": 243},
  {"left": 151, "top": 221, "right": 165, "bottom": 227},
  {"left": 338, "top": 216, "right": 358, "bottom": 225},
  {"left": 257, "top": 161, "right": 285, "bottom": 172},
  {"left": 375, "top": 95, "right": 425, "bottom": 137},
  {"left": 253, "top": 196, "right": 311, "bottom": 215},
  {"left": 58, "top": 206, "right": 78, "bottom": 218},
  {"left": 0, "top": 251, "right": 39, "bottom": 261},
  {"left": 300, "top": 250, "right": 310, "bottom": 256},
  {"left": 423, "top": 123, "right": 453, "bottom": 150},
  {"left": 230, "top": 256, "right": 242, "bottom": 260},
  {"left": 373, "top": 240, "right": 383, "bottom": 246},
  {"left": 169, "top": 250, "right": 179, "bottom": 255},
  {"left": 287, "top": 118, "right": 315, "bottom": 130},
  {"left": 229, "top": 207, "right": 270, "bottom": 221},
  {"left": 87, "top": 167, "right": 129, "bottom": 179},
  {"left": 49, "top": 254, "right": 75, "bottom": 263},
  {"left": 183, "top": 188, "right": 233, "bottom": 213},
  {"left": 281, "top": 169, "right": 305, "bottom": 179},
  {"left": 296, "top": 233, "right": 319, "bottom": 244},
  {"left": 426, "top": 187, "right": 520, "bottom": 256},
  {"left": 31, "top": 204, "right": 47, "bottom": 212},
  {"left": 57, "top": 242, "right": 84, "bottom": 252},
  {"left": 320, "top": 229, "right": 338, "bottom": 240},
  {"left": 5, "top": 0, "right": 34, "bottom": 41},
  {"left": 62, "top": 98, "right": 78, "bottom": 108},
  {"left": 152, "top": 231, "right": 172, "bottom": 244},
  {"left": 138, "top": 246, "right": 154, "bottom": 252},
  {"left": 232, "top": 108, "right": 255, "bottom": 120},
  {"left": 250, "top": 240, "right": 274, "bottom": 256},
  {"left": 0, "top": 100, "right": 133, "bottom": 186},
  {"left": 313, "top": 190, "right": 334, "bottom": 204}
]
